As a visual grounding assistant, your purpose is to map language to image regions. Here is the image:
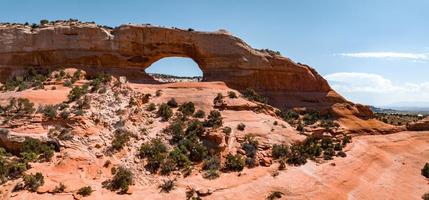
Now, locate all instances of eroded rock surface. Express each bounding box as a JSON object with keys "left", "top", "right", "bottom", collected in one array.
[{"left": 0, "top": 21, "right": 341, "bottom": 110}]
